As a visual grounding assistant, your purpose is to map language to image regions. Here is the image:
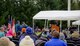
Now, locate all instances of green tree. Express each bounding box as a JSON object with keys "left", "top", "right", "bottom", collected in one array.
[
  {"left": 0, "top": 0, "right": 68, "bottom": 26},
  {"left": 71, "top": 0, "right": 80, "bottom": 10}
]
